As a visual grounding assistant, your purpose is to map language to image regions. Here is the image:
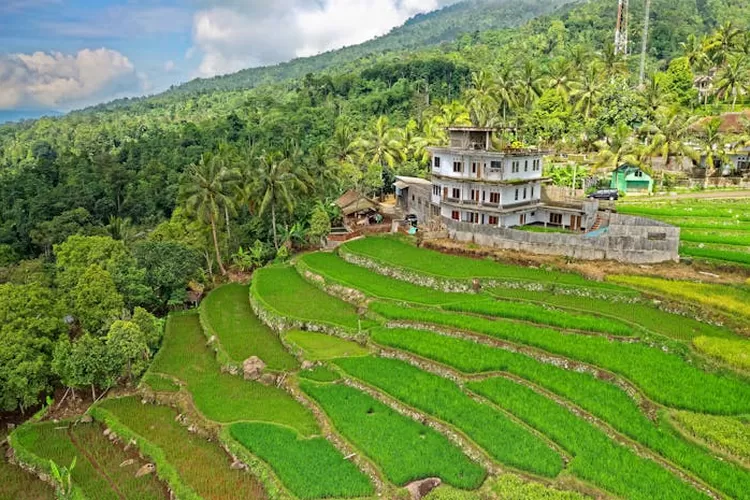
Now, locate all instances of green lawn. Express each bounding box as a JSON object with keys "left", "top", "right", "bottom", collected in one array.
[
  {"left": 150, "top": 313, "right": 318, "bottom": 435},
  {"left": 370, "top": 302, "right": 750, "bottom": 414},
  {"left": 229, "top": 423, "right": 373, "bottom": 499},
  {"left": 202, "top": 283, "right": 298, "bottom": 370},
  {"left": 285, "top": 330, "right": 369, "bottom": 360},
  {"left": 12, "top": 421, "right": 166, "bottom": 500},
  {"left": 488, "top": 287, "right": 735, "bottom": 342},
  {"left": 341, "top": 237, "right": 628, "bottom": 292},
  {"left": 142, "top": 373, "right": 180, "bottom": 392},
  {"left": 334, "top": 356, "right": 563, "bottom": 478},
  {"left": 300, "top": 252, "right": 475, "bottom": 306},
  {"left": 469, "top": 378, "right": 702, "bottom": 500},
  {"left": 252, "top": 266, "right": 362, "bottom": 330},
  {"left": 371, "top": 327, "right": 750, "bottom": 499},
  {"left": 96, "top": 397, "right": 266, "bottom": 499},
  {"left": 301, "top": 381, "right": 486, "bottom": 489}
]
